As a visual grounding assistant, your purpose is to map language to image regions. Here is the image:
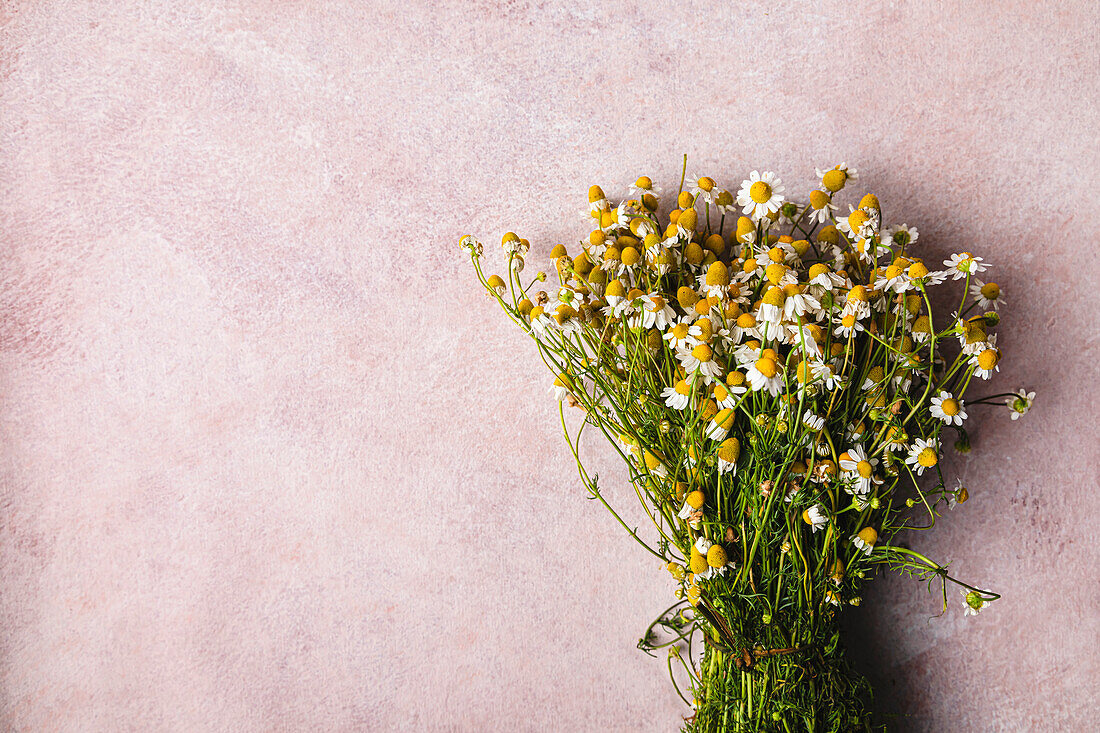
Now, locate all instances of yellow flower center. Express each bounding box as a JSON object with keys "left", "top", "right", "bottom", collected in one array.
[
  {"left": 698, "top": 176, "right": 715, "bottom": 192},
  {"left": 848, "top": 209, "right": 868, "bottom": 231},
  {"left": 765, "top": 263, "right": 787, "bottom": 285},
  {"left": 588, "top": 185, "right": 605, "bottom": 202},
  {"left": 727, "top": 371, "right": 746, "bottom": 387},
  {"left": 822, "top": 169, "right": 847, "bottom": 192},
  {"left": 809, "top": 189, "right": 831, "bottom": 209},
  {"left": 634, "top": 176, "right": 652, "bottom": 190},
  {"left": 678, "top": 191, "right": 695, "bottom": 209},
  {"left": 692, "top": 343, "right": 714, "bottom": 363},
  {"left": 675, "top": 380, "right": 690, "bottom": 396},
  {"left": 749, "top": 181, "right": 772, "bottom": 203},
  {"left": 941, "top": 398, "right": 960, "bottom": 416},
  {"left": 736, "top": 313, "right": 756, "bottom": 328},
  {"left": 856, "top": 527, "right": 877, "bottom": 545},
  {"left": 686, "top": 490, "right": 706, "bottom": 509},
  {"left": 918, "top": 448, "right": 938, "bottom": 467},
  {"left": 980, "top": 282, "right": 1000, "bottom": 299},
  {"left": 762, "top": 286, "right": 785, "bottom": 307},
  {"left": 671, "top": 323, "right": 690, "bottom": 340},
  {"left": 755, "top": 357, "right": 777, "bottom": 378},
  {"left": 706, "top": 261, "right": 729, "bottom": 286},
  {"left": 857, "top": 460, "right": 873, "bottom": 479},
  {"left": 977, "top": 349, "right": 1000, "bottom": 370},
  {"left": 706, "top": 545, "right": 728, "bottom": 568}
]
